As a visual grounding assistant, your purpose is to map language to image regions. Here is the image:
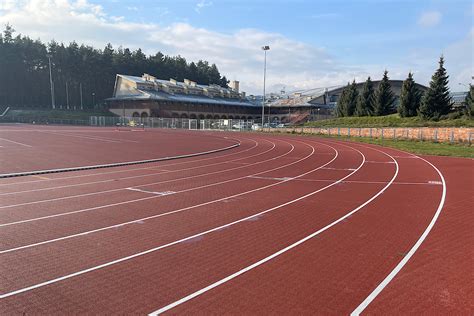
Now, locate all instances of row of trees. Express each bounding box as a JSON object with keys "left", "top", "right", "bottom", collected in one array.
[
  {"left": 336, "top": 70, "right": 396, "bottom": 117},
  {"left": 0, "top": 25, "right": 229, "bottom": 109},
  {"left": 336, "top": 56, "right": 464, "bottom": 120}
]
